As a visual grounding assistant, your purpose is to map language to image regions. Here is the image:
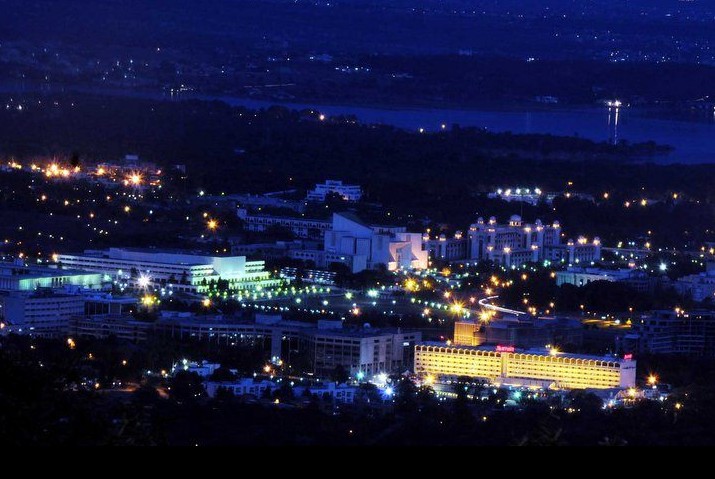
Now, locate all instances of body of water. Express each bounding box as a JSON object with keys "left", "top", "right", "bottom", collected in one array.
[
  {"left": 3, "top": 82, "right": 714, "bottom": 163},
  {"left": 214, "top": 95, "right": 715, "bottom": 164}
]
